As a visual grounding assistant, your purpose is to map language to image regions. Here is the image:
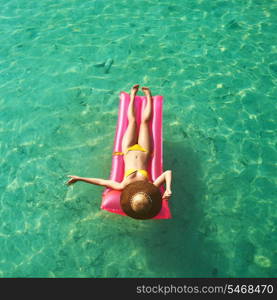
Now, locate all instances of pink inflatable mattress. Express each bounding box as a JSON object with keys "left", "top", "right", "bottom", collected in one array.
[{"left": 101, "top": 91, "right": 171, "bottom": 219}]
